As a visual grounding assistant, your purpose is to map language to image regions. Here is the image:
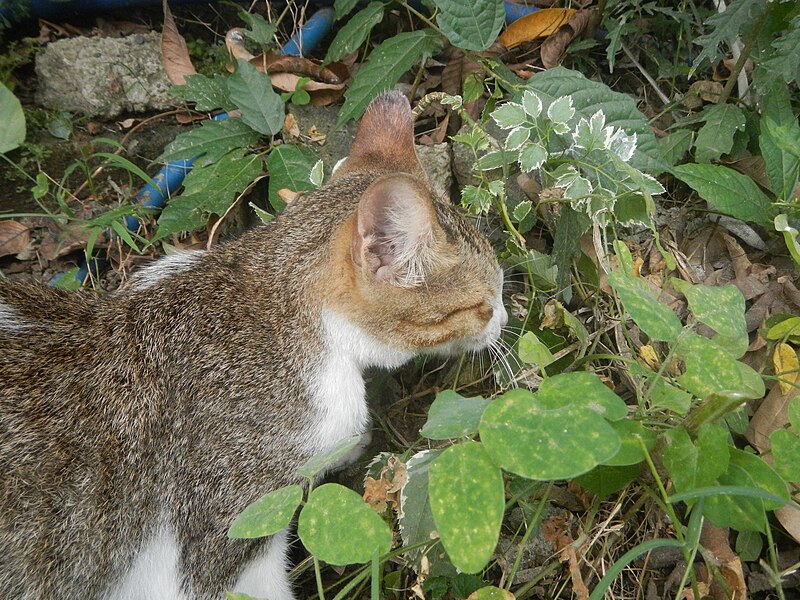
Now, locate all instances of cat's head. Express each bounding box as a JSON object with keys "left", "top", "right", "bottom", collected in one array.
[{"left": 322, "top": 91, "right": 507, "bottom": 360}]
